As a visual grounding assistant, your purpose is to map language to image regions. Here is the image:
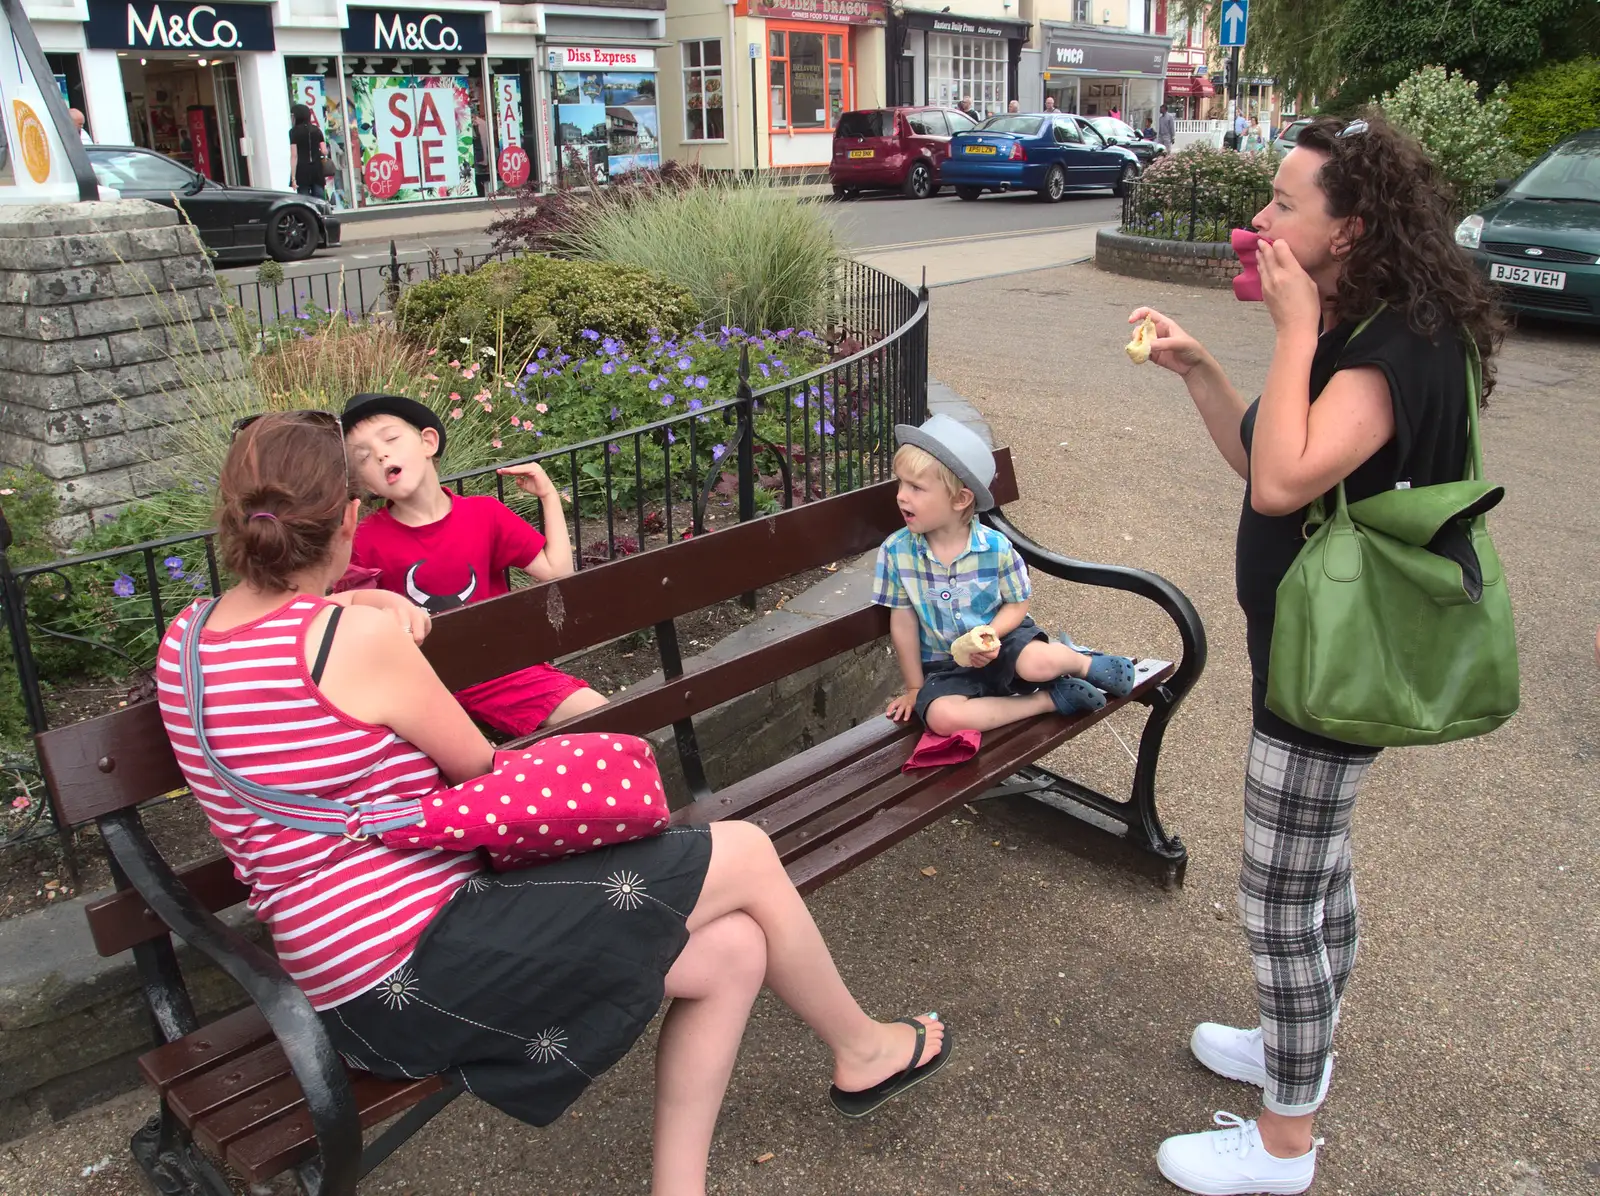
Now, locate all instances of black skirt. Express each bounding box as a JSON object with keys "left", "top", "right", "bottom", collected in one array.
[{"left": 320, "top": 825, "right": 712, "bottom": 1126}]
